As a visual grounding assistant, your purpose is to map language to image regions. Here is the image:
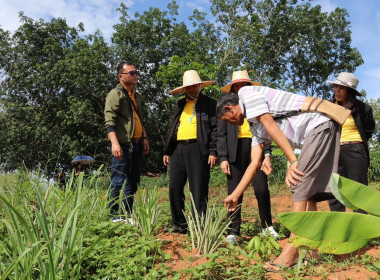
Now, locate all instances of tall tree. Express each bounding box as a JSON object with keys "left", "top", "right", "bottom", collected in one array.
[
  {"left": 367, "top": 97, "right": 380, "bottom": 144},
  {"left": 0, "top": 13, "right": 114, "bottom": 176},
  {"left": 112, "top": 3, "right": 220, "bottom": 172},
  {"left": 0, "top": 1, "right": 366, "bottom": 175},
  {"left": 210, "top": 0, "right": 363, "bottom": 97}
]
